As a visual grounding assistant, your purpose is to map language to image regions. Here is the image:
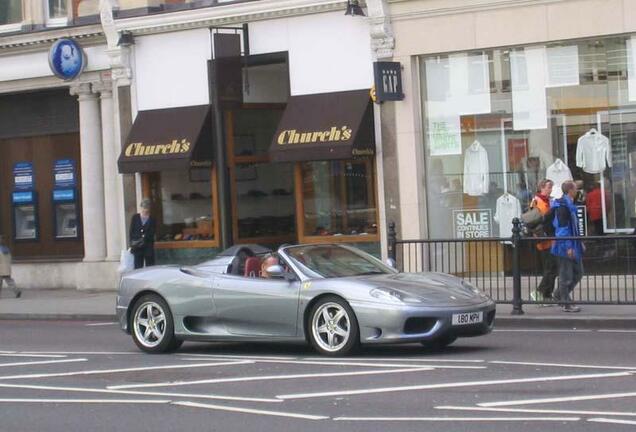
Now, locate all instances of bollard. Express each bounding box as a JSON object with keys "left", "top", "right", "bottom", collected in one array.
[{"left": 511, "top": 217, "right": 524, "bottom": 315}]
